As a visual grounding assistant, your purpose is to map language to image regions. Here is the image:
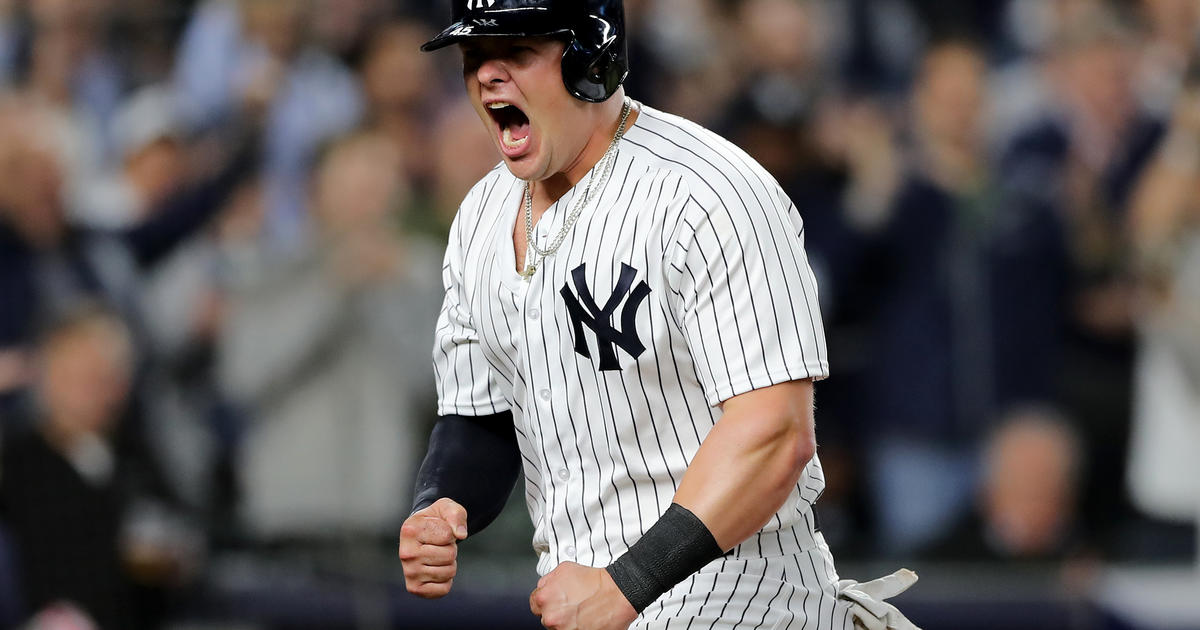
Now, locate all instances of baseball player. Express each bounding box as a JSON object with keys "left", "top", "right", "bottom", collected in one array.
[{"left": 398, "top": 2, "right": 921, "bottom": 629}]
